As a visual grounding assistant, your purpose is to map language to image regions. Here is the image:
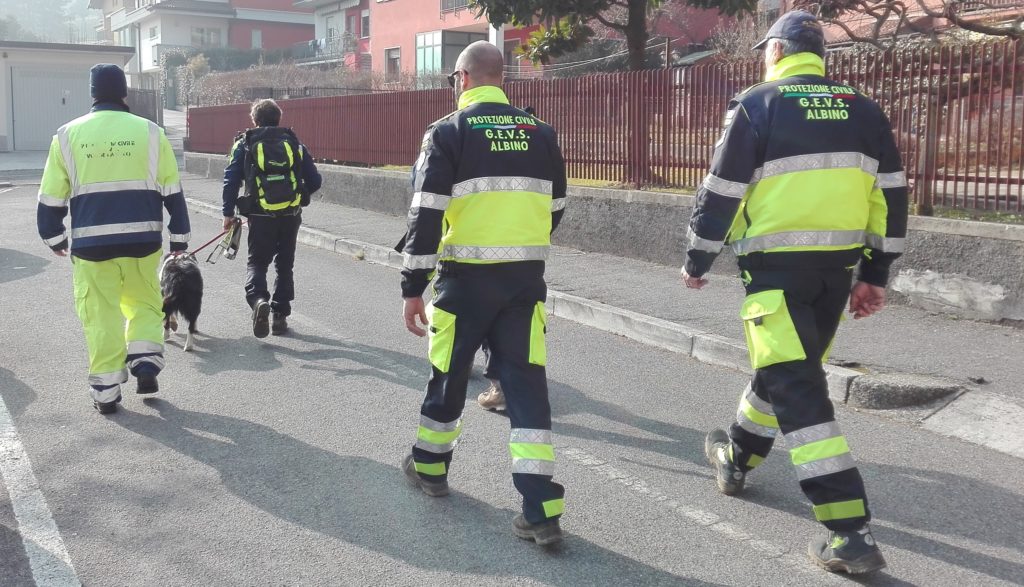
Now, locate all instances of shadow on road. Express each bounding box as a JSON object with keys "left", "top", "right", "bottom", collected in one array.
[
  {"left": 0, "top": 248, "right": 48, "bottom": 284},
  {"left": 0, "top": 367, "right": 37, "bottom": 418},
  {"left": 114, "top": 399, "right": 723, "bottom": 586}
]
